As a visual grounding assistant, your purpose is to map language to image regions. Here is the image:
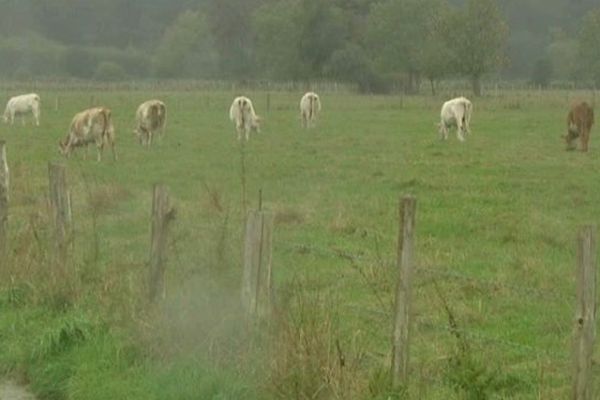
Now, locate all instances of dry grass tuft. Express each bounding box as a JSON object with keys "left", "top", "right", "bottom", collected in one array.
[
  {"left": 274, "top": 207, "right": 305, "bottom": 226},
  {"left": 268, "top": 279, "right": 367, "bottom": 399},
  {"left": 86, "top": 183, "right": 131, "bottom": 214}
]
